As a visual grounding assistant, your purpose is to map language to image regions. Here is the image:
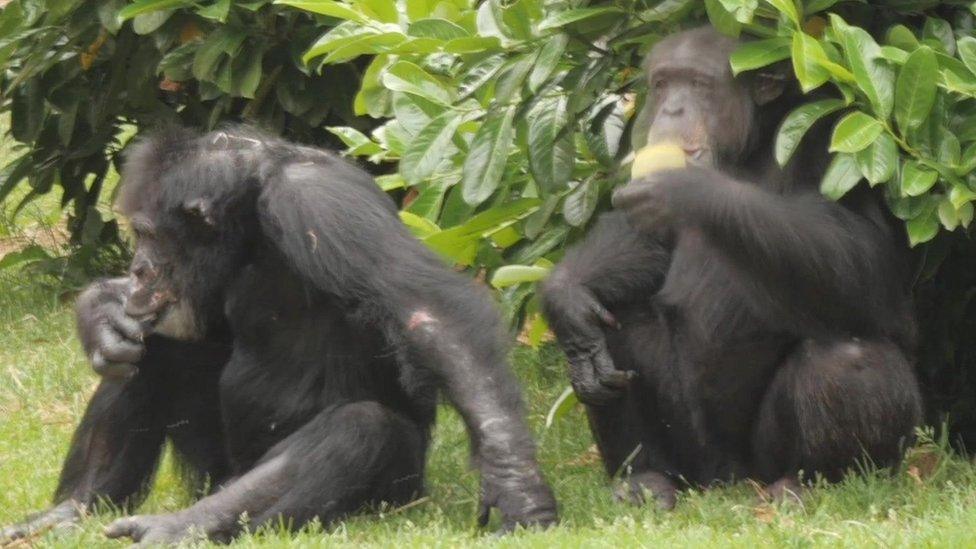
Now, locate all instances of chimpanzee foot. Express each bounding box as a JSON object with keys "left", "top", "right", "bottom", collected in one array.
[
  {"left": 479, "top": 475, "right": 558, "bottom": 531},
  {"left": 613, "top": 470, "right": 678, "bottom": 510},
  {"left": 764, "top": 476, "right": 806, "bottom": 504},
  {"left": 0, "top": 500, "right": 85, "bottom": 544},
  {"left": 104, "top": 512, "right": 216, "bottom": 546}
]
